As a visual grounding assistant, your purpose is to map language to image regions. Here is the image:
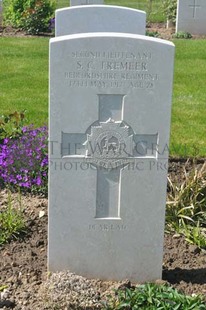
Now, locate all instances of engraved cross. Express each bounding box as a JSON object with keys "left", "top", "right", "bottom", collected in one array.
[
  {"left": 189, "top": 0, "right": 201, "bottom": 18},
  {"left": 91, "top": 94, "right": 126, "bottom": 219},
  {"left": 62, "top": 94, "right": 158, "bottom": 219}
]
